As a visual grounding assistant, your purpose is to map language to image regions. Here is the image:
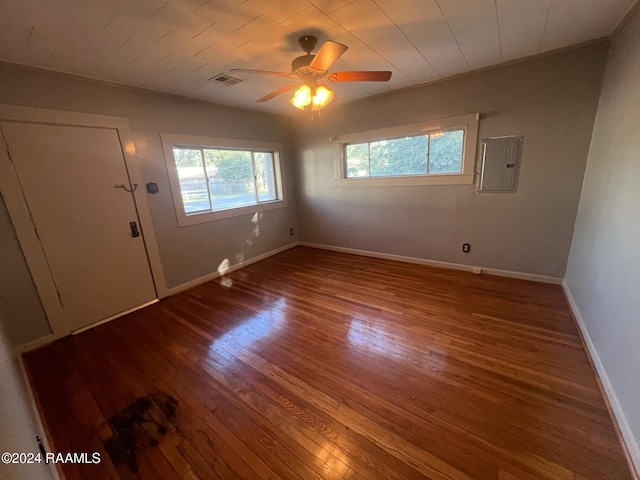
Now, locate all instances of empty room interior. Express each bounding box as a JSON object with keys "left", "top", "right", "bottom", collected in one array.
[{"left": 1, "top": 1, "right": 639, "bottom": 479}]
